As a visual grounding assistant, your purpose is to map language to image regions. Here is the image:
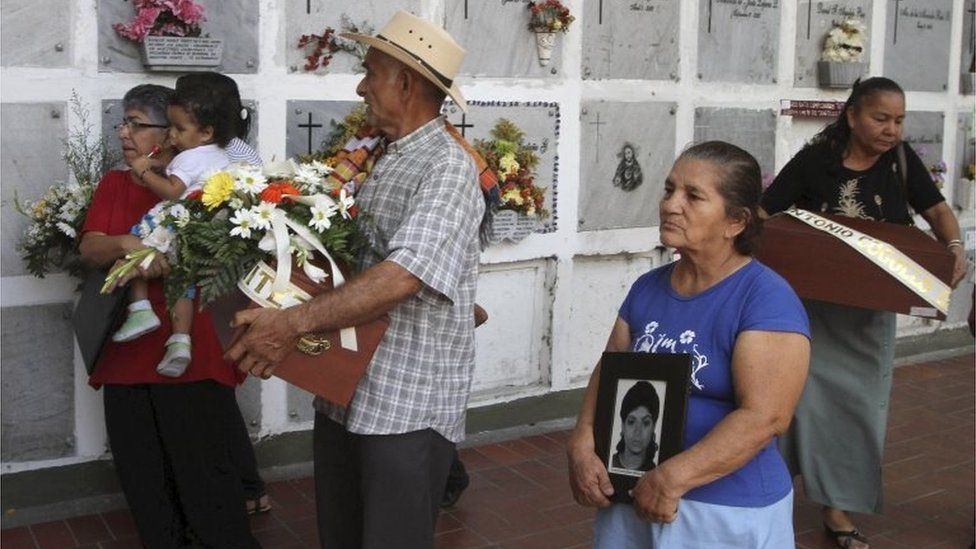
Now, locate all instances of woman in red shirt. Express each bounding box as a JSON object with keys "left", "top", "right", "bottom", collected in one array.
[{"left": 79, "top": 84, "right": 258, "bottom": 548}]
